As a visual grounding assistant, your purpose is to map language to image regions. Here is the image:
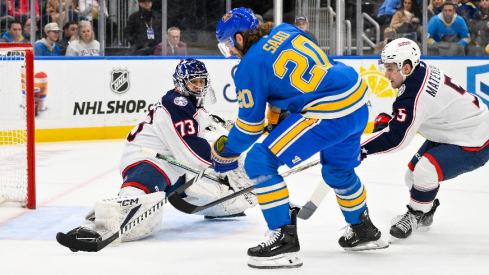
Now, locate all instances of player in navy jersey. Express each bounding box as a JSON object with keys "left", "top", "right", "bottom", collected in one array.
[
  {"left": 212, "top": 7, "right": 388, "bottom": 269},
  {"left": 57, "top": 59, "right": 256, "bottom": 251},
  {"left": 362, "top": 38, "right": 489, "bottom": 241}
]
